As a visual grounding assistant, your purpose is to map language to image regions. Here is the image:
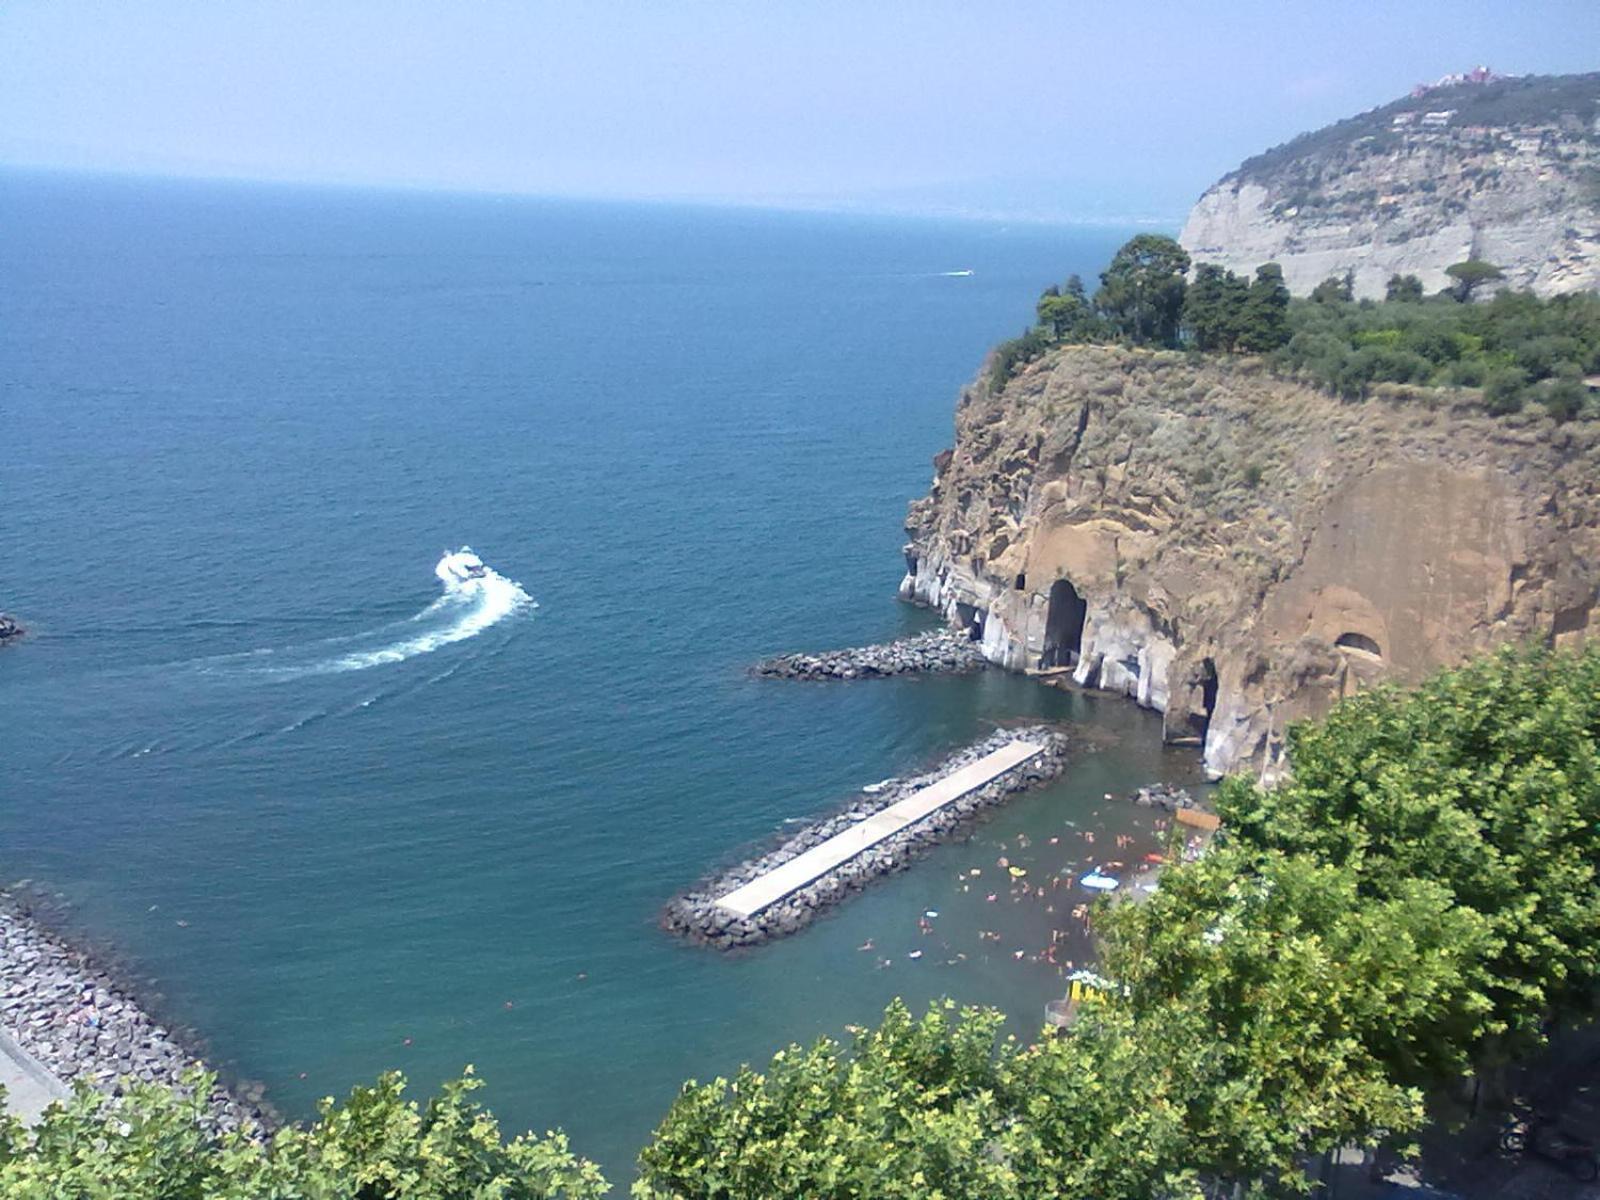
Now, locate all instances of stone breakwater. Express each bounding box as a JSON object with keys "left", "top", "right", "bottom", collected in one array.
[
  {"left": 0, "top": 892, "right": 272, "bottom": 1132},
  {"left": 662, "top": 727, "right": 1069, "bottom": 950},
  {"left": 754, "top": 627, "right": 985, "bottom": 680}
]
